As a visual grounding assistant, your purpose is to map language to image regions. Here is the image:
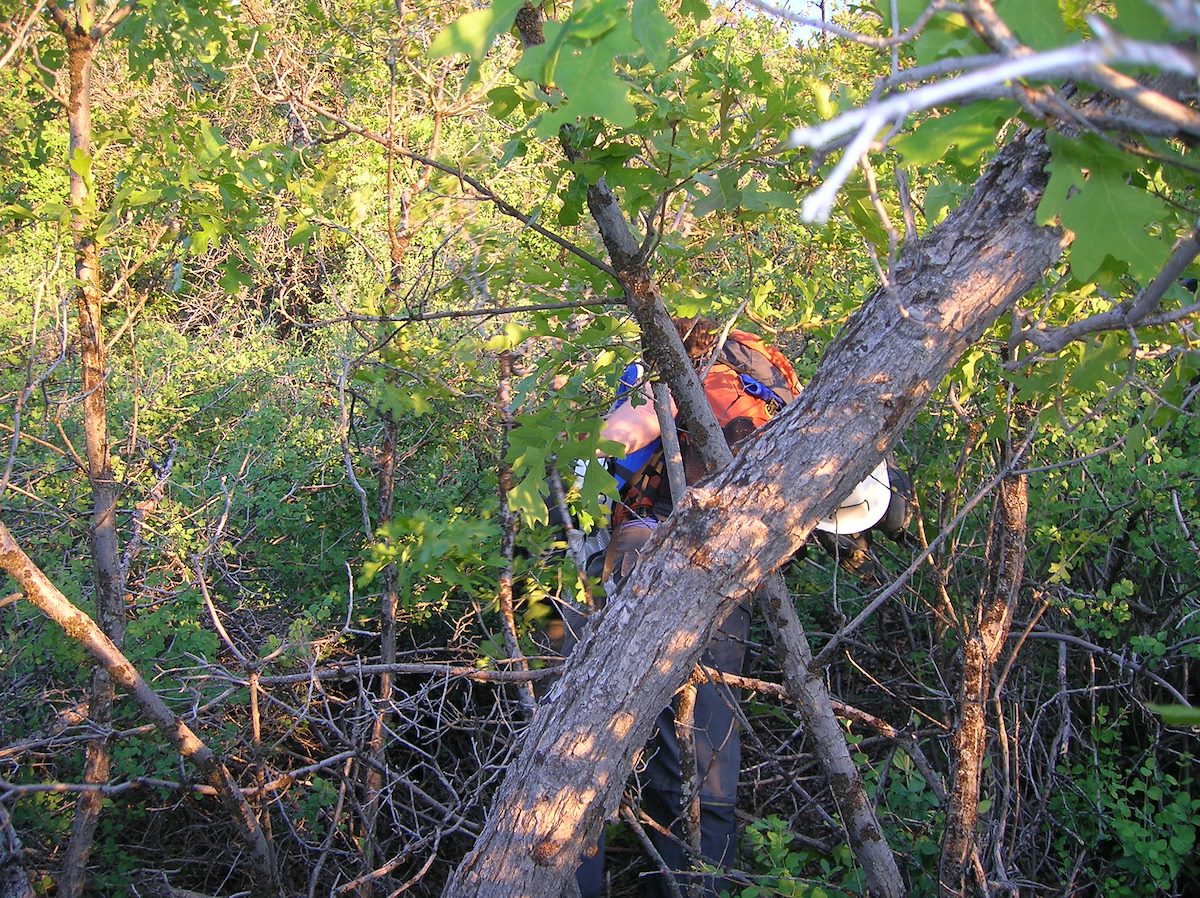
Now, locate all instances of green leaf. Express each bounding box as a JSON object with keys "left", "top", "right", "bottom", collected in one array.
[
  {"left": 1110, "top": 0, "right": 1175, "bottom": 40},
  {"left": 69, "top": 148, "right": 92, "bottom": 180},
  {"left": 679, "top": 0, "right": 710, "bottom": 24},
  {"left": 995, "top": 0, "right": 1069, "bottom": 49},
  {"left": 548, "top": 23, "right": 639, "bottom": 127},
  {"left": 1148, "top": 704, "right": 1200, "bottom": 726},
  {"left": 430, "top": 0, "right": 526, "bottom": 83},
  {"left": 513, "top": 20, "right": 565, "bottom": 85},
  {"left": 570, "top": 0, "right": 627, "bottom": 41},
  {"left": 692, "top": 169, "right": 742, "bottom": 218},
  {"left": 219, "top": 261, "right": 251, "bottom": 295},
  {"left": 1068, "top": 333, "right": 1129, "bottom": 393},
  {"left": 189, "top": 217, "right": 224, "bottom": 256},
  {"left": 923, "top": 177, "right": 966, "bottom": 223},
  {"left": 889, "top": 0, "right": 929, "bottom": 28},
  {"left": 287, "top": 220, "right": 318, "bottom": 247},
  {"left": 894, "top": 101, "right": 1016, "bottom": 167},
  {"left": 741, "top": 187, "right": 798, "bottom": 213},
  {"left": 1061, "top": 175, "right": 1173, "bottom": 281},
  {"left": 912, "top": 12, "right": 987, "bottom": 66},
  {"left": 509, "top": 468, "right": 549, "bottom": 526},
  {"left": 1039, "top": 133, "right": 1175, "bottom": 281},
  {"left": 487, "top": 85, "right": 522, "bottom": 119},
  {"left": 631, "top": 0, "right": 675, "bottom": 68},
  {"left": 579, "top": 455, "right": 616, "bottom": 510}
]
